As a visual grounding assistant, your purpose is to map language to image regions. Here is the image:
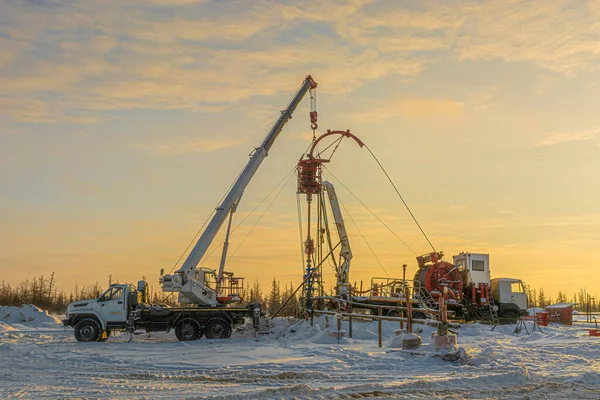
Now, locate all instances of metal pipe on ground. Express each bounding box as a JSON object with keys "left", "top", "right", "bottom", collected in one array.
[
  {"left": 313, "top": 295, "right": 448, "bottom": 316},
  {"left": 311, "top": 309, "right": 461, "bottom": 329}
]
